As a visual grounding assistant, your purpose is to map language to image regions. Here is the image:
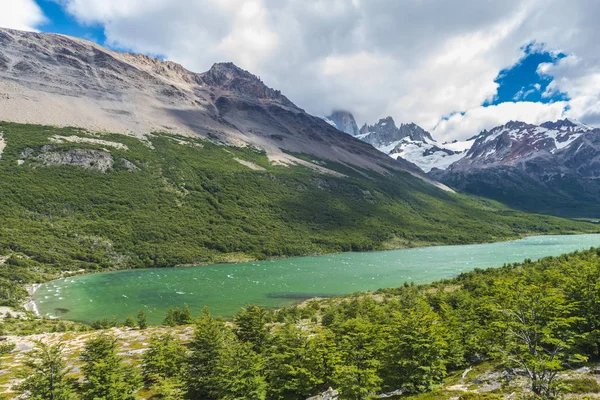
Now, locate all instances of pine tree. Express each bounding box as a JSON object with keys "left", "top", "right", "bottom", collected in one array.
[
  {"left": 80, "top": 334, "right": 141, "bottom": 400},
  {"left": 137, "top": 308, "right": 148, "bottom": 330},
  {"left": 17, "top": 341, "right": 76, "bottom": 400}
]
